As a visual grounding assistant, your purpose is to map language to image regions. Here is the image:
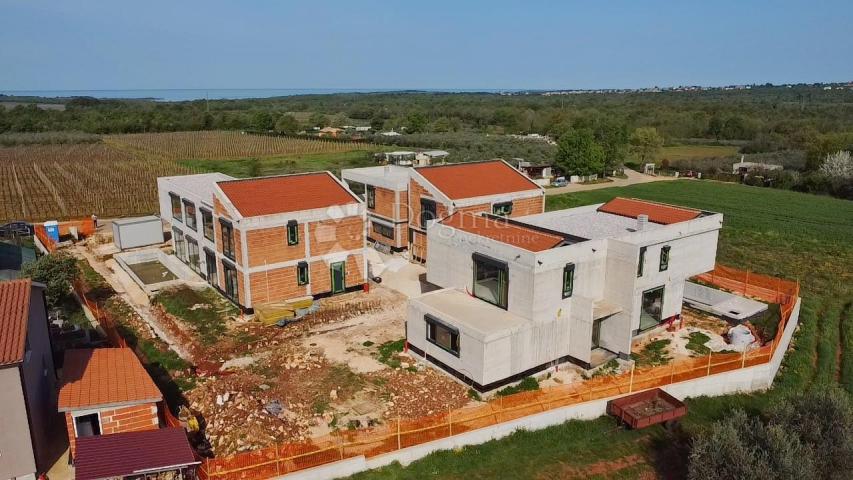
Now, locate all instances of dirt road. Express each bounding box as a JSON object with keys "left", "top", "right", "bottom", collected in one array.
[{"left": 544, "top": 169, "right": 681, "bottom": 196}]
